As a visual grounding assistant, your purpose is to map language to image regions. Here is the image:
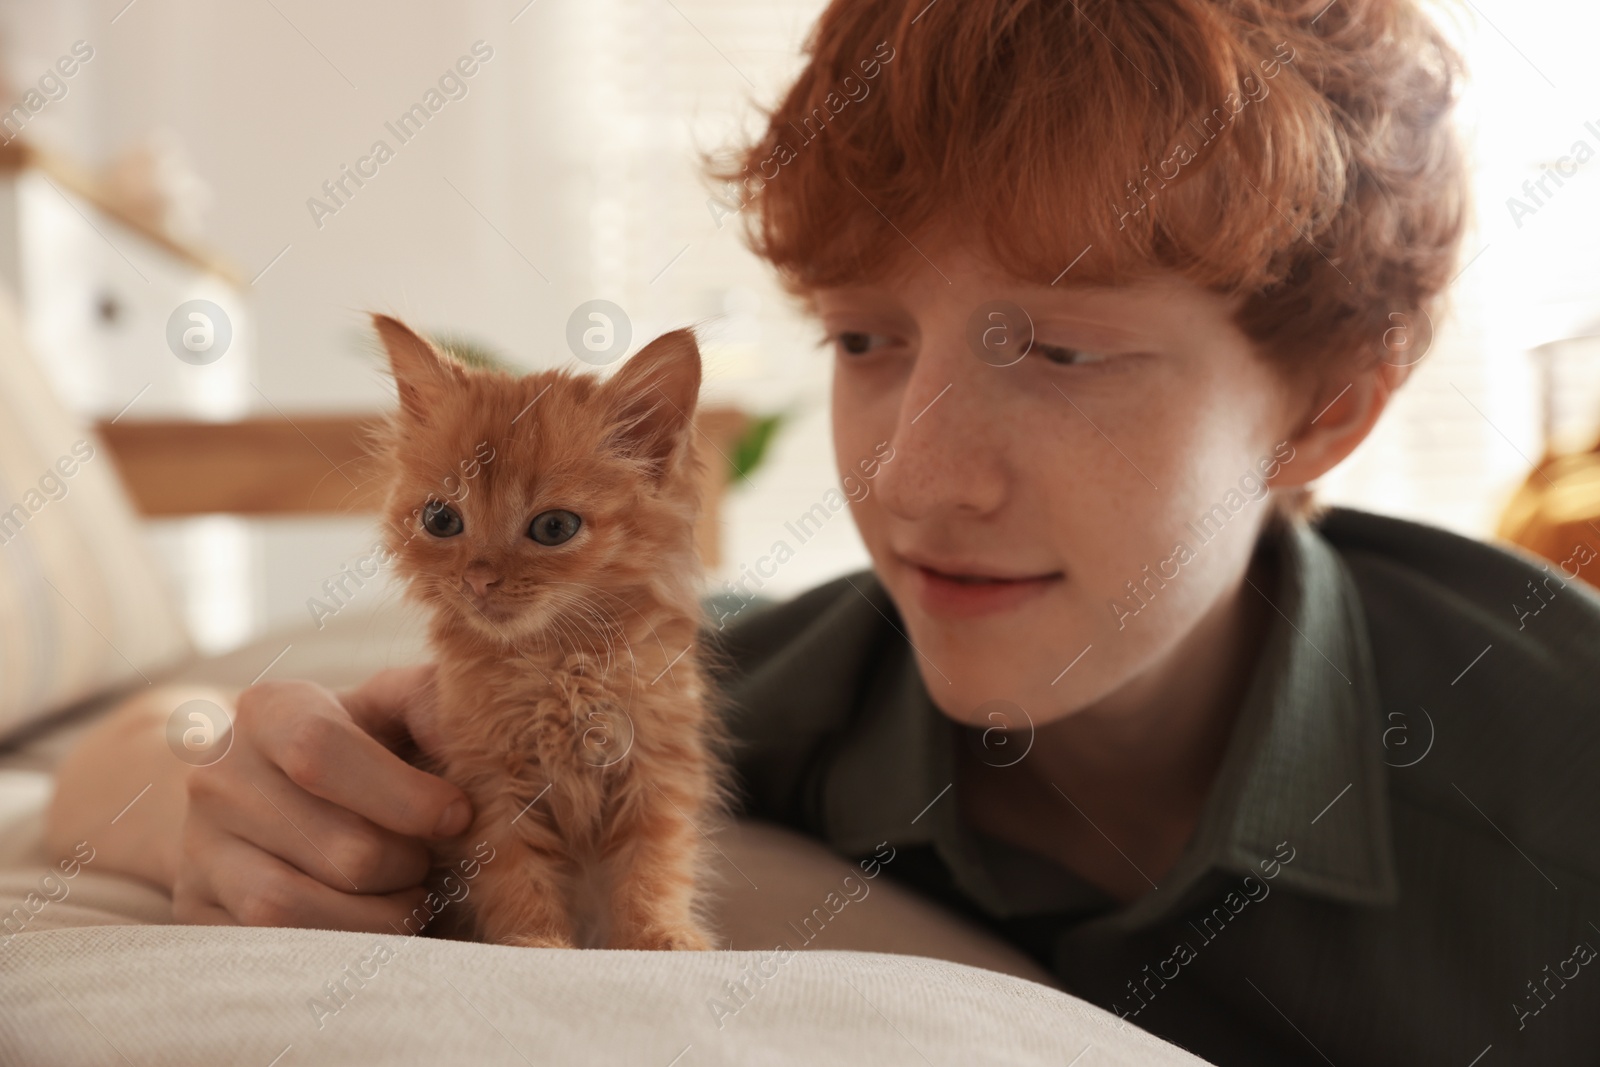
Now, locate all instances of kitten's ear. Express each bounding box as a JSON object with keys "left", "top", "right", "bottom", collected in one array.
[
  {"left": 373, "top": 314, "right": 466, "bottom": 422},
  {"left": 602, "top": 328, "right": 701, "bottom": 478}
]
